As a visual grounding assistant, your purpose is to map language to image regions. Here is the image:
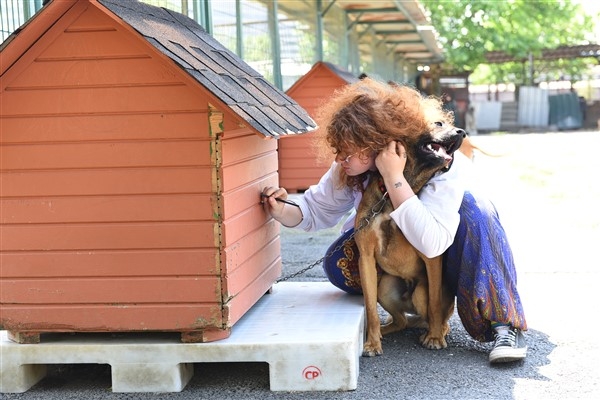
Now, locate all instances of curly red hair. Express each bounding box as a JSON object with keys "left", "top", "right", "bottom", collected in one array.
[{"left": 313, "top": 78, "right": 453, "bottom": 191}]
